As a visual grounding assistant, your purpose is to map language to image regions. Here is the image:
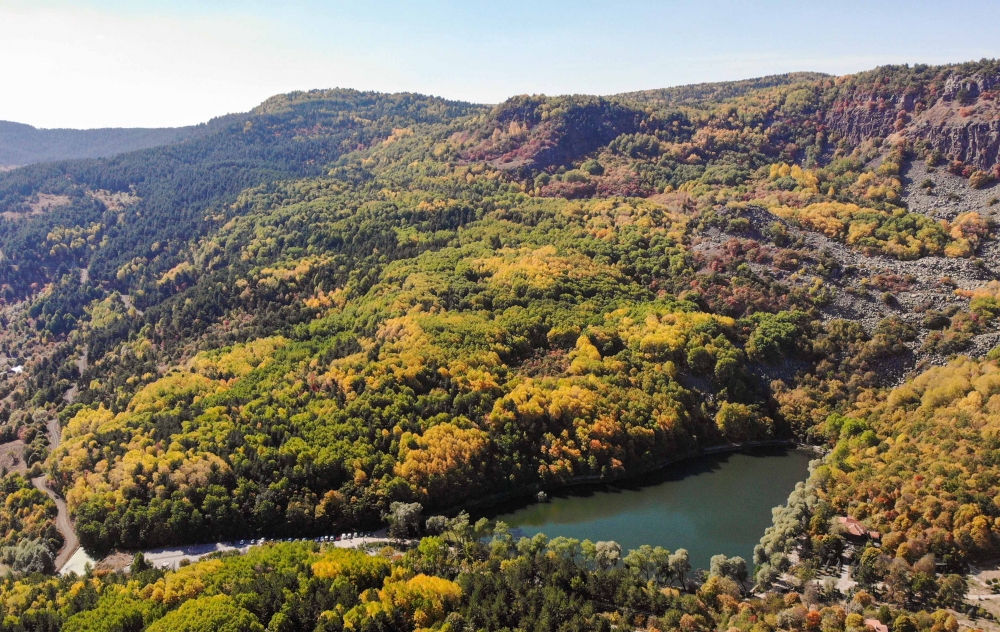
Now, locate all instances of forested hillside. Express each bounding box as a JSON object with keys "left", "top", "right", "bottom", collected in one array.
[{"left": 0, "top": 60, "right": 999, "bottom": 630}]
